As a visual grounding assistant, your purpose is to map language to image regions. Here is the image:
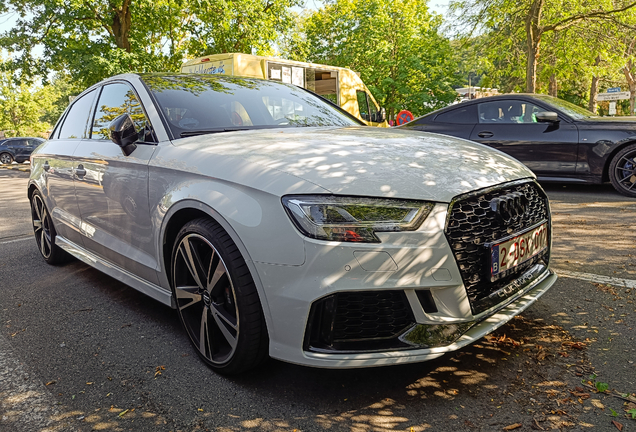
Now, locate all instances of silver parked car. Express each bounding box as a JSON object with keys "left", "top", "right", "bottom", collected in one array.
[{"left": 29, "top": 73, "right": 557, "bottom": 374}]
